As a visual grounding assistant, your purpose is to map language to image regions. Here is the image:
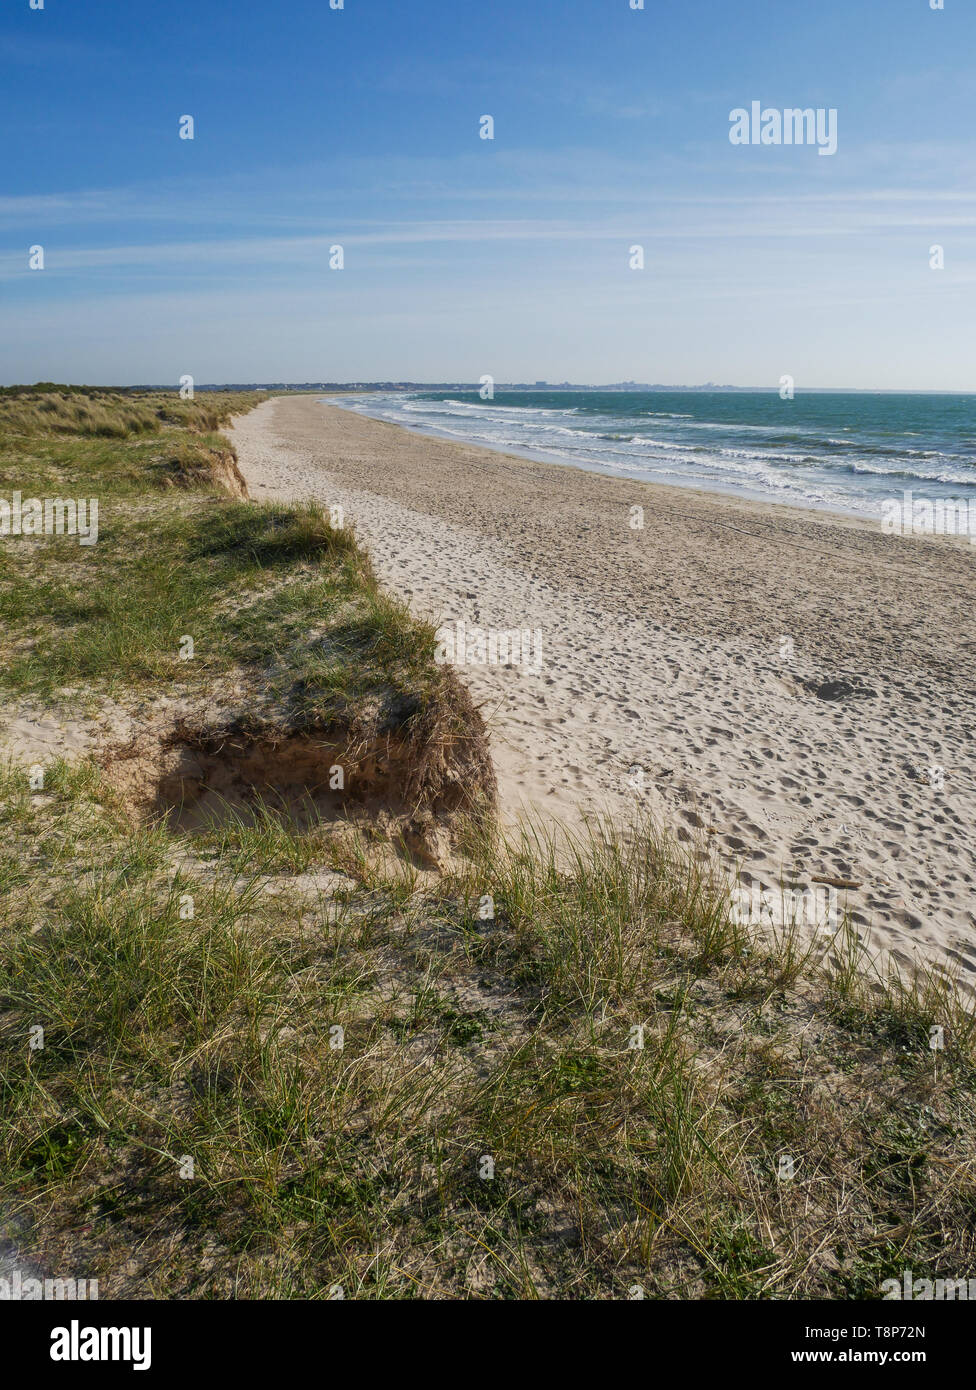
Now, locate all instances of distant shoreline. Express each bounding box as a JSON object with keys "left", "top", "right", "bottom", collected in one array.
[
  {"left": 210, "top": 384, "right": 976, "bottom": 397},
  {"left": 328, "top": 389, "right": 976, "bottom": 528},
  {"left": 327, "top": 393, "right": 874, "bottom": 525}
]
